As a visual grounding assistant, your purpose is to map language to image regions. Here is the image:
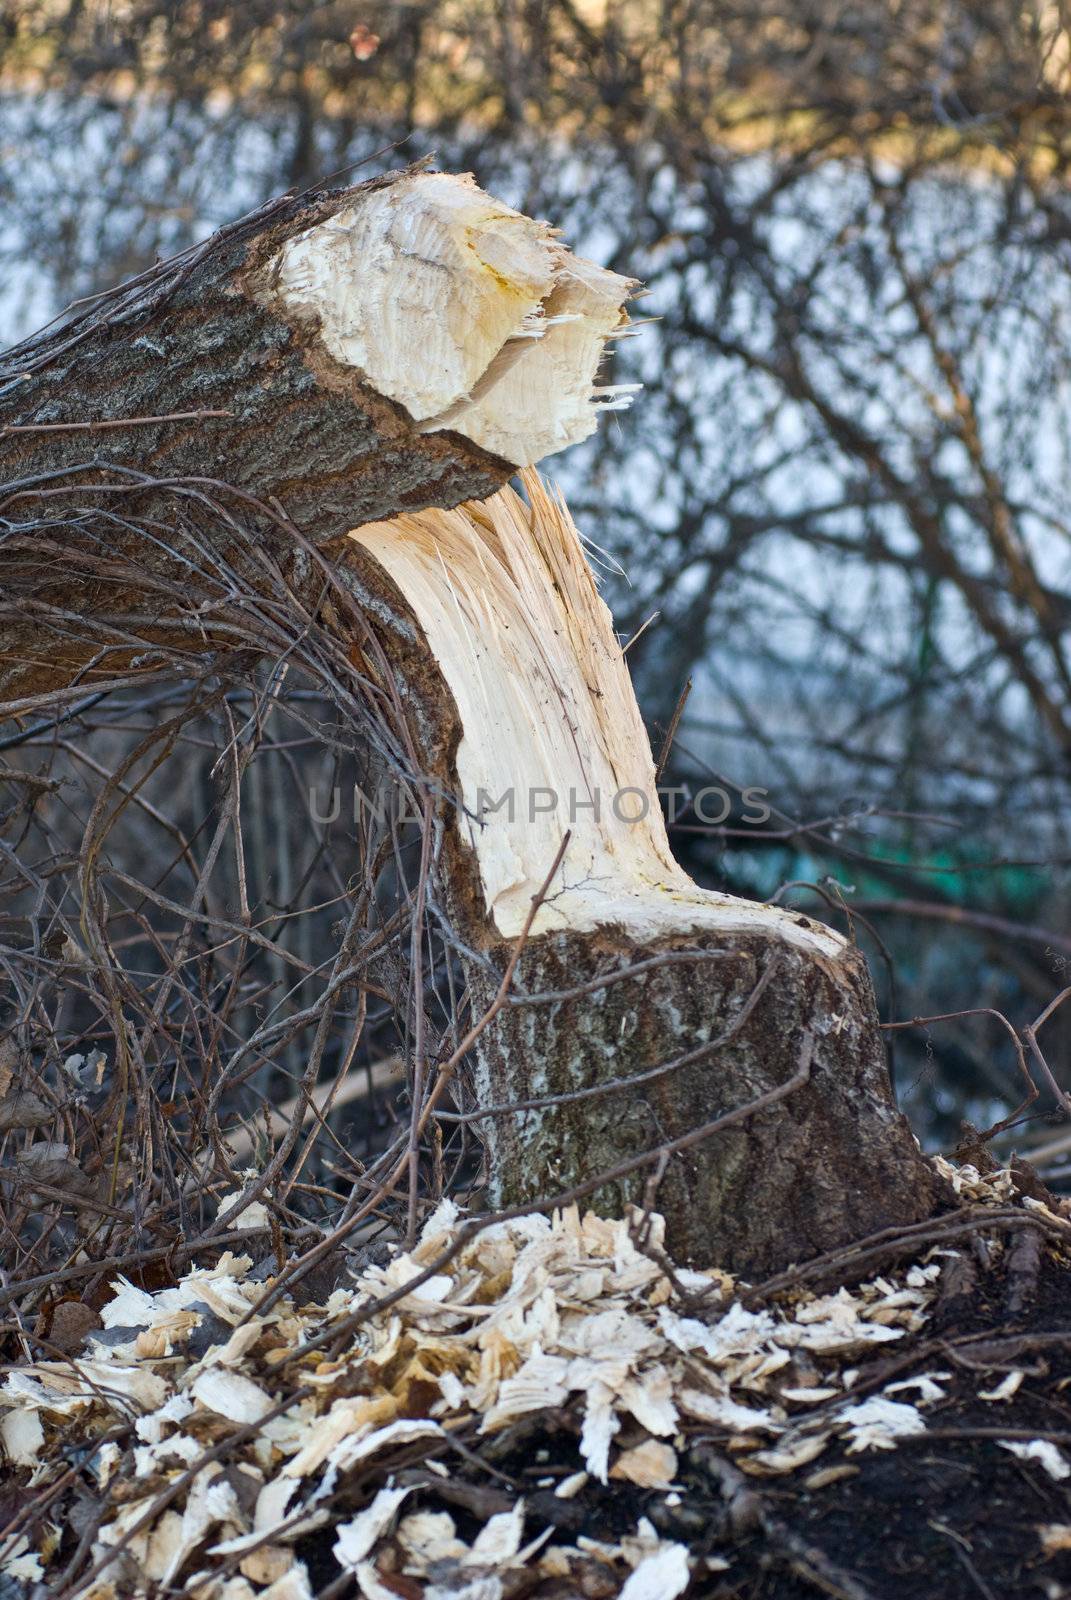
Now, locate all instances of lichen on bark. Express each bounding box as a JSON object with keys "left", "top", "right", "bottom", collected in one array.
[{"left": 464, "top": 928, "right": 941, "bottom": 1276}]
